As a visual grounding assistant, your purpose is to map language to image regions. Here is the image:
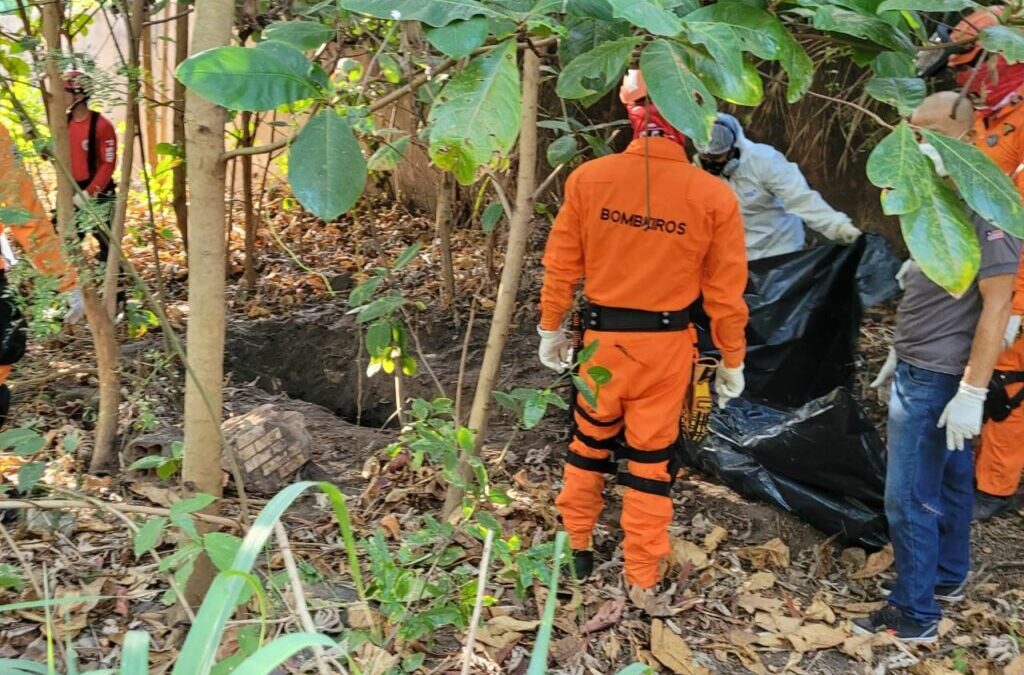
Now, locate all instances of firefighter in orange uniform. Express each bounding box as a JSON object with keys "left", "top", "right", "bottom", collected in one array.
[
  {"left": 947, "top": 7, "right": 1024, "bottom": 519},
  {"left": 0, "top": 124, "right": 83, "bottom": 425},
  {"left": 537, "top": 71, "right": 749, "bottom": 592}
]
